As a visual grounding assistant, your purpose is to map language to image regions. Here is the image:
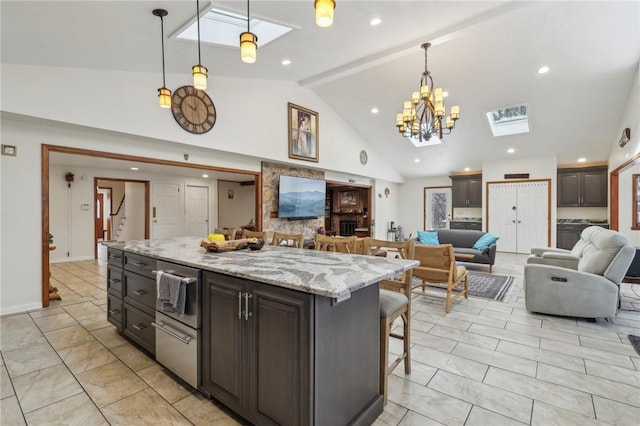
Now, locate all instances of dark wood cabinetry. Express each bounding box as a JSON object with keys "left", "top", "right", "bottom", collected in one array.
[
  {"left": 557, "top": 223, "right": 610, "bottom": 249},
  {"left": 201, "top": 271, "right": 381, "bottom": 425},
  {"left": 450, "top": 221, "right": 482, "bottom": 231},
  {"left": 557, "top": 166, "right": 607, "bottom": 207},
  {"left": 107, "top": 247, "right": 156, "bottom": 355},
  {"left": 202, "top": 272, "right": 311, "bottom": 425},
  {"left": 451, "top": 175, "right": 482, "bottom": 207}
]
